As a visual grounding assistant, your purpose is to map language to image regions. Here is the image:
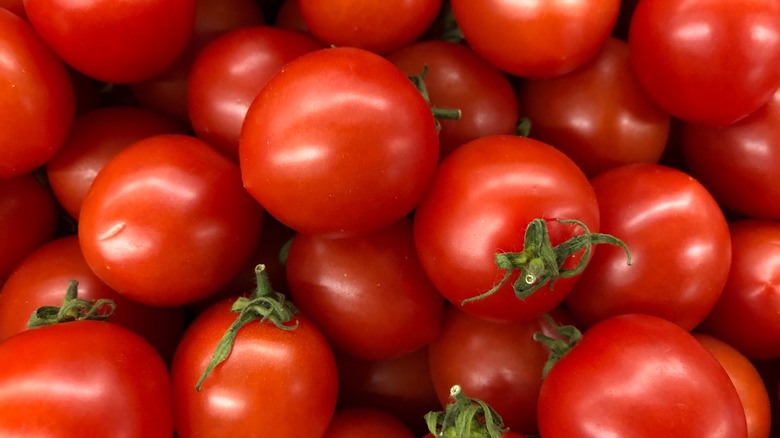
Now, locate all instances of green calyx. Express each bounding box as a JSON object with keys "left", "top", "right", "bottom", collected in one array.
[
  {"left": 196, "top": 264, "right": 298, "bottom": 392},
  {"left": 425, "top": 385, "right": 508, "bottom": 438},
  {"left": 461, "top": 218, "right": 631, "bottom": 306},
  {"left": 533, "top": 314, "right": 583, "bottom": 378},
  {"left": 27, "top": 280, "right": 116, "bottom": 329},
  {"left": 408, "top": 65, "right": 462, "bottom": 132}
]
